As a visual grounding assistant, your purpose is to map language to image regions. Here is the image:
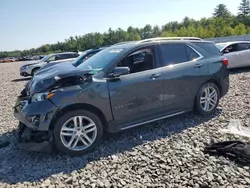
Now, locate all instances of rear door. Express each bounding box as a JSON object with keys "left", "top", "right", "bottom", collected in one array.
[
  {"left": 237, "top": 42, "right": 250, "bottom": 67},
  {"left": 222, "top": 44, "right": 241, "bottom": 68},
  {"left": 159, "top": 42, "right": 208, "bottom": 112}
]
